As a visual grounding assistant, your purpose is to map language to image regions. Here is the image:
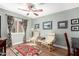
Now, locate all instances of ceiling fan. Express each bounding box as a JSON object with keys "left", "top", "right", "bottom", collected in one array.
[{"left": 18, "top": 3, "right": 43, "bottom": 16}]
